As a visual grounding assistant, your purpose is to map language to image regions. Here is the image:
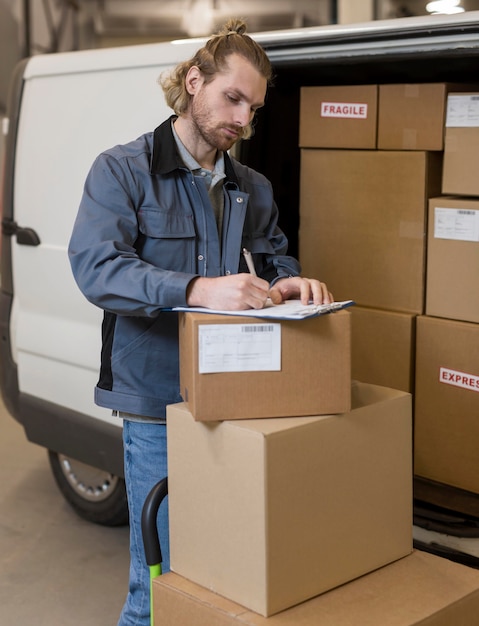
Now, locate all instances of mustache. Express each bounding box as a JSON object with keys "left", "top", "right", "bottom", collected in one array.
[{"left": 224, "top": 125, "right": 249, "bottom": 140}]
